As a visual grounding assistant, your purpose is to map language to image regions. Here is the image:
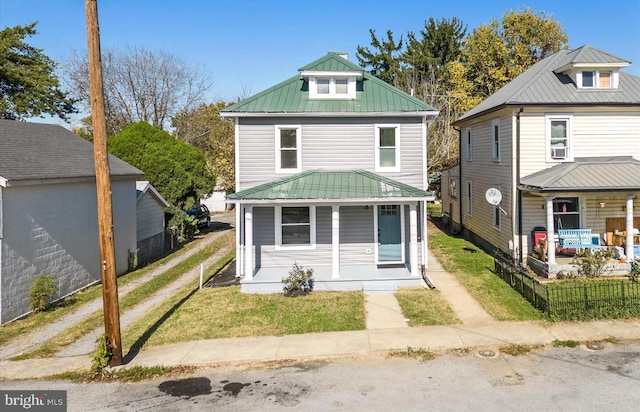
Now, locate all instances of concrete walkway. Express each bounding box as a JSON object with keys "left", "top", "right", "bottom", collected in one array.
[
  {"left": 365, "top": 294, "right": 409, "bottom": 329},
  {"left": 425, "top": 249, "right": 496, "bottom": 324},
  {"left": 0, "top": 213, "right": 235, "bottom": 360}
]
